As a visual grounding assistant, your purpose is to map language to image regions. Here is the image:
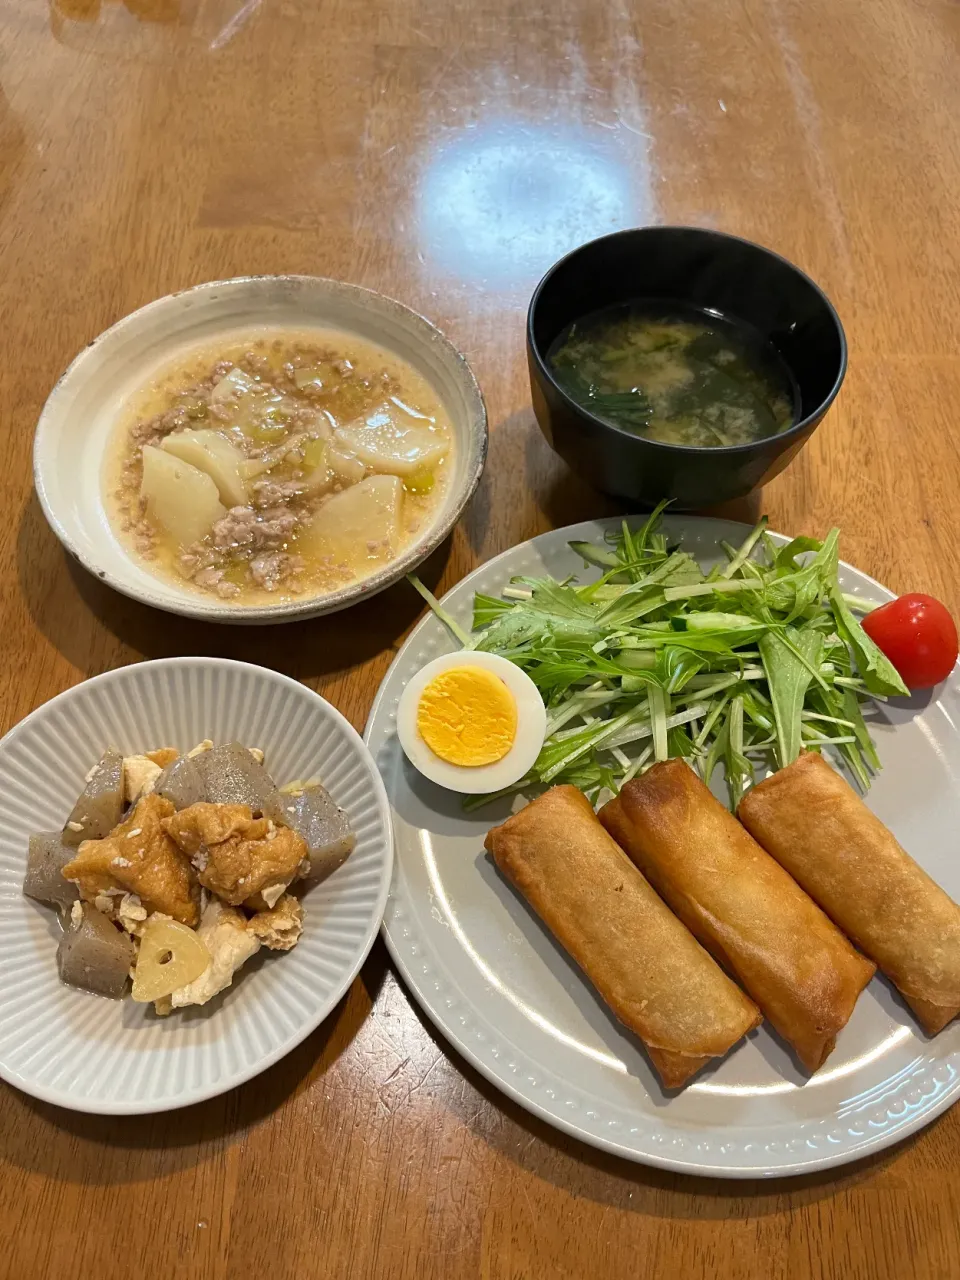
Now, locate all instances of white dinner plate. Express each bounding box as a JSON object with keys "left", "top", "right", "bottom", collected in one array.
[
  {"left": 364, "top": 516, "right": 960, "bottom": 1178},
  {"left": 0, "top": 657, "right": 393, "bottom": 1114}
]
